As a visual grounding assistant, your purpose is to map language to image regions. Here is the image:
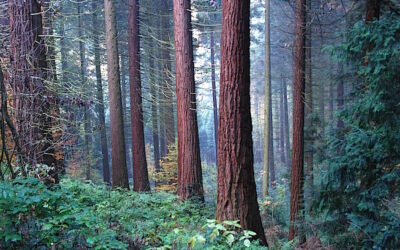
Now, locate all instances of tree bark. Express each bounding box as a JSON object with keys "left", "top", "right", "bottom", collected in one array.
[
  {"left": 92, "top": 0, "right": 110, "bottom": 184},
  {"left": 173, "top": 0, "right": 204, "bottom": 201},
  {"left": 104, "top": 0, "right": 129, "bottom": 189},
  {"left": 216, "top": 0, "right": 267, "bottom": 245},
  {"left": 280, "top": 82, "right": 286, "bottom": 165},
  {"left": 129, "top": 0, "right": 150, "bottom": 192},
  {"left": 365, "top": 0, "right": 380, "bottom": 23},
  {"left": 289, "top": 0, "right": 306, "bottom": 242},
  {"left": 210, "top": 31, "right": 218, "bottom": 165},
  {"left": 8, "top": 0, "right": 57, "bottom": 179}
]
